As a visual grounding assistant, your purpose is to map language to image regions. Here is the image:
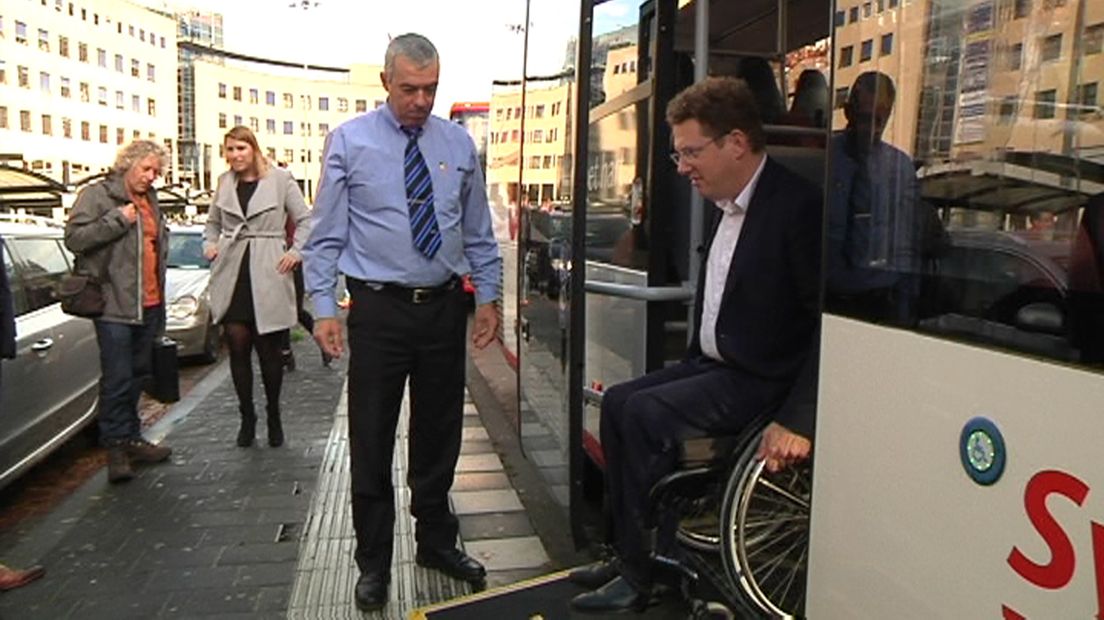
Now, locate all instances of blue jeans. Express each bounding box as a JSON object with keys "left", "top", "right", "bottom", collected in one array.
[{"left": 93, "top": 306, "right": 164, "bottom": 444}]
